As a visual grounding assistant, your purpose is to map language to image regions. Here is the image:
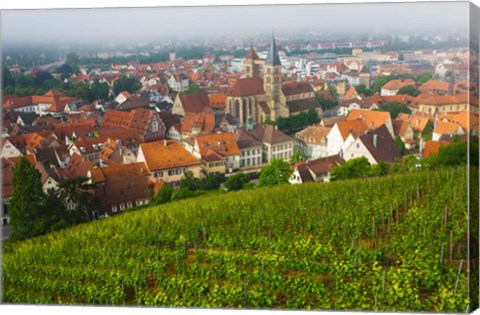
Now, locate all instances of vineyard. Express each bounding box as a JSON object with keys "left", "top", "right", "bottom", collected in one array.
[{"left": 2, "top": 166, "right": 475, "bottom": 312}]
